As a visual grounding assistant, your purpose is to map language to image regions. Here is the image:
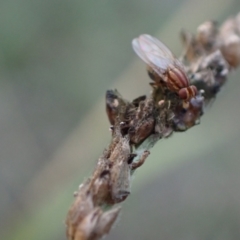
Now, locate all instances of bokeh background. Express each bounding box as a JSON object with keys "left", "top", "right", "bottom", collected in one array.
[{"left": 1, "top": 0, "right": 240, "bottom": 239}]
